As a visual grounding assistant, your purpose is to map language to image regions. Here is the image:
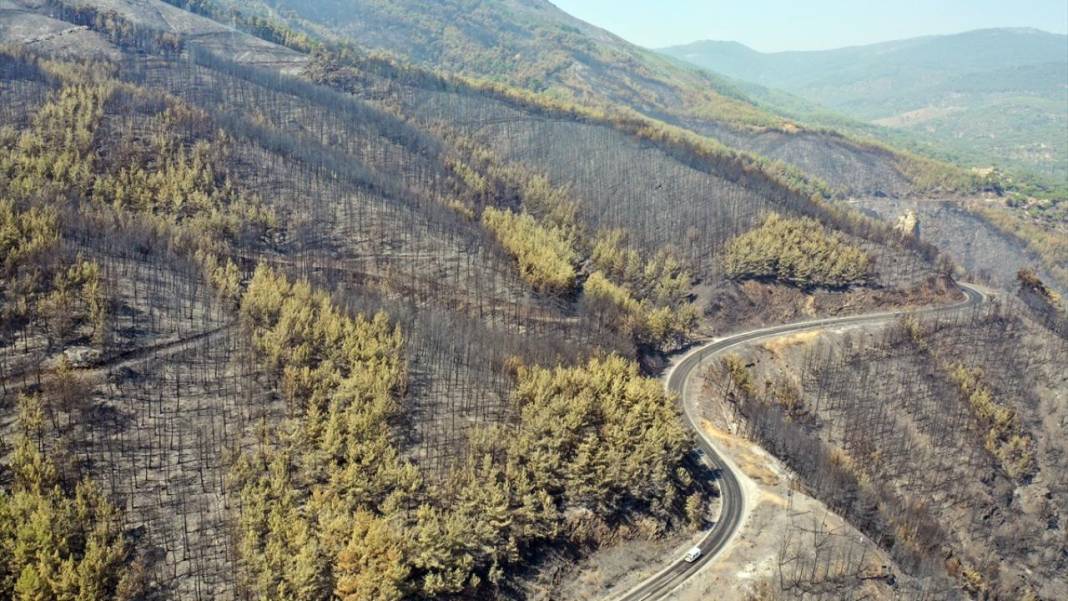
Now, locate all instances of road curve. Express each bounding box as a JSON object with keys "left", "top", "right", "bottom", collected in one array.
[{"left": 613, "top": 283, "right": 988, "bottom": 601}]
